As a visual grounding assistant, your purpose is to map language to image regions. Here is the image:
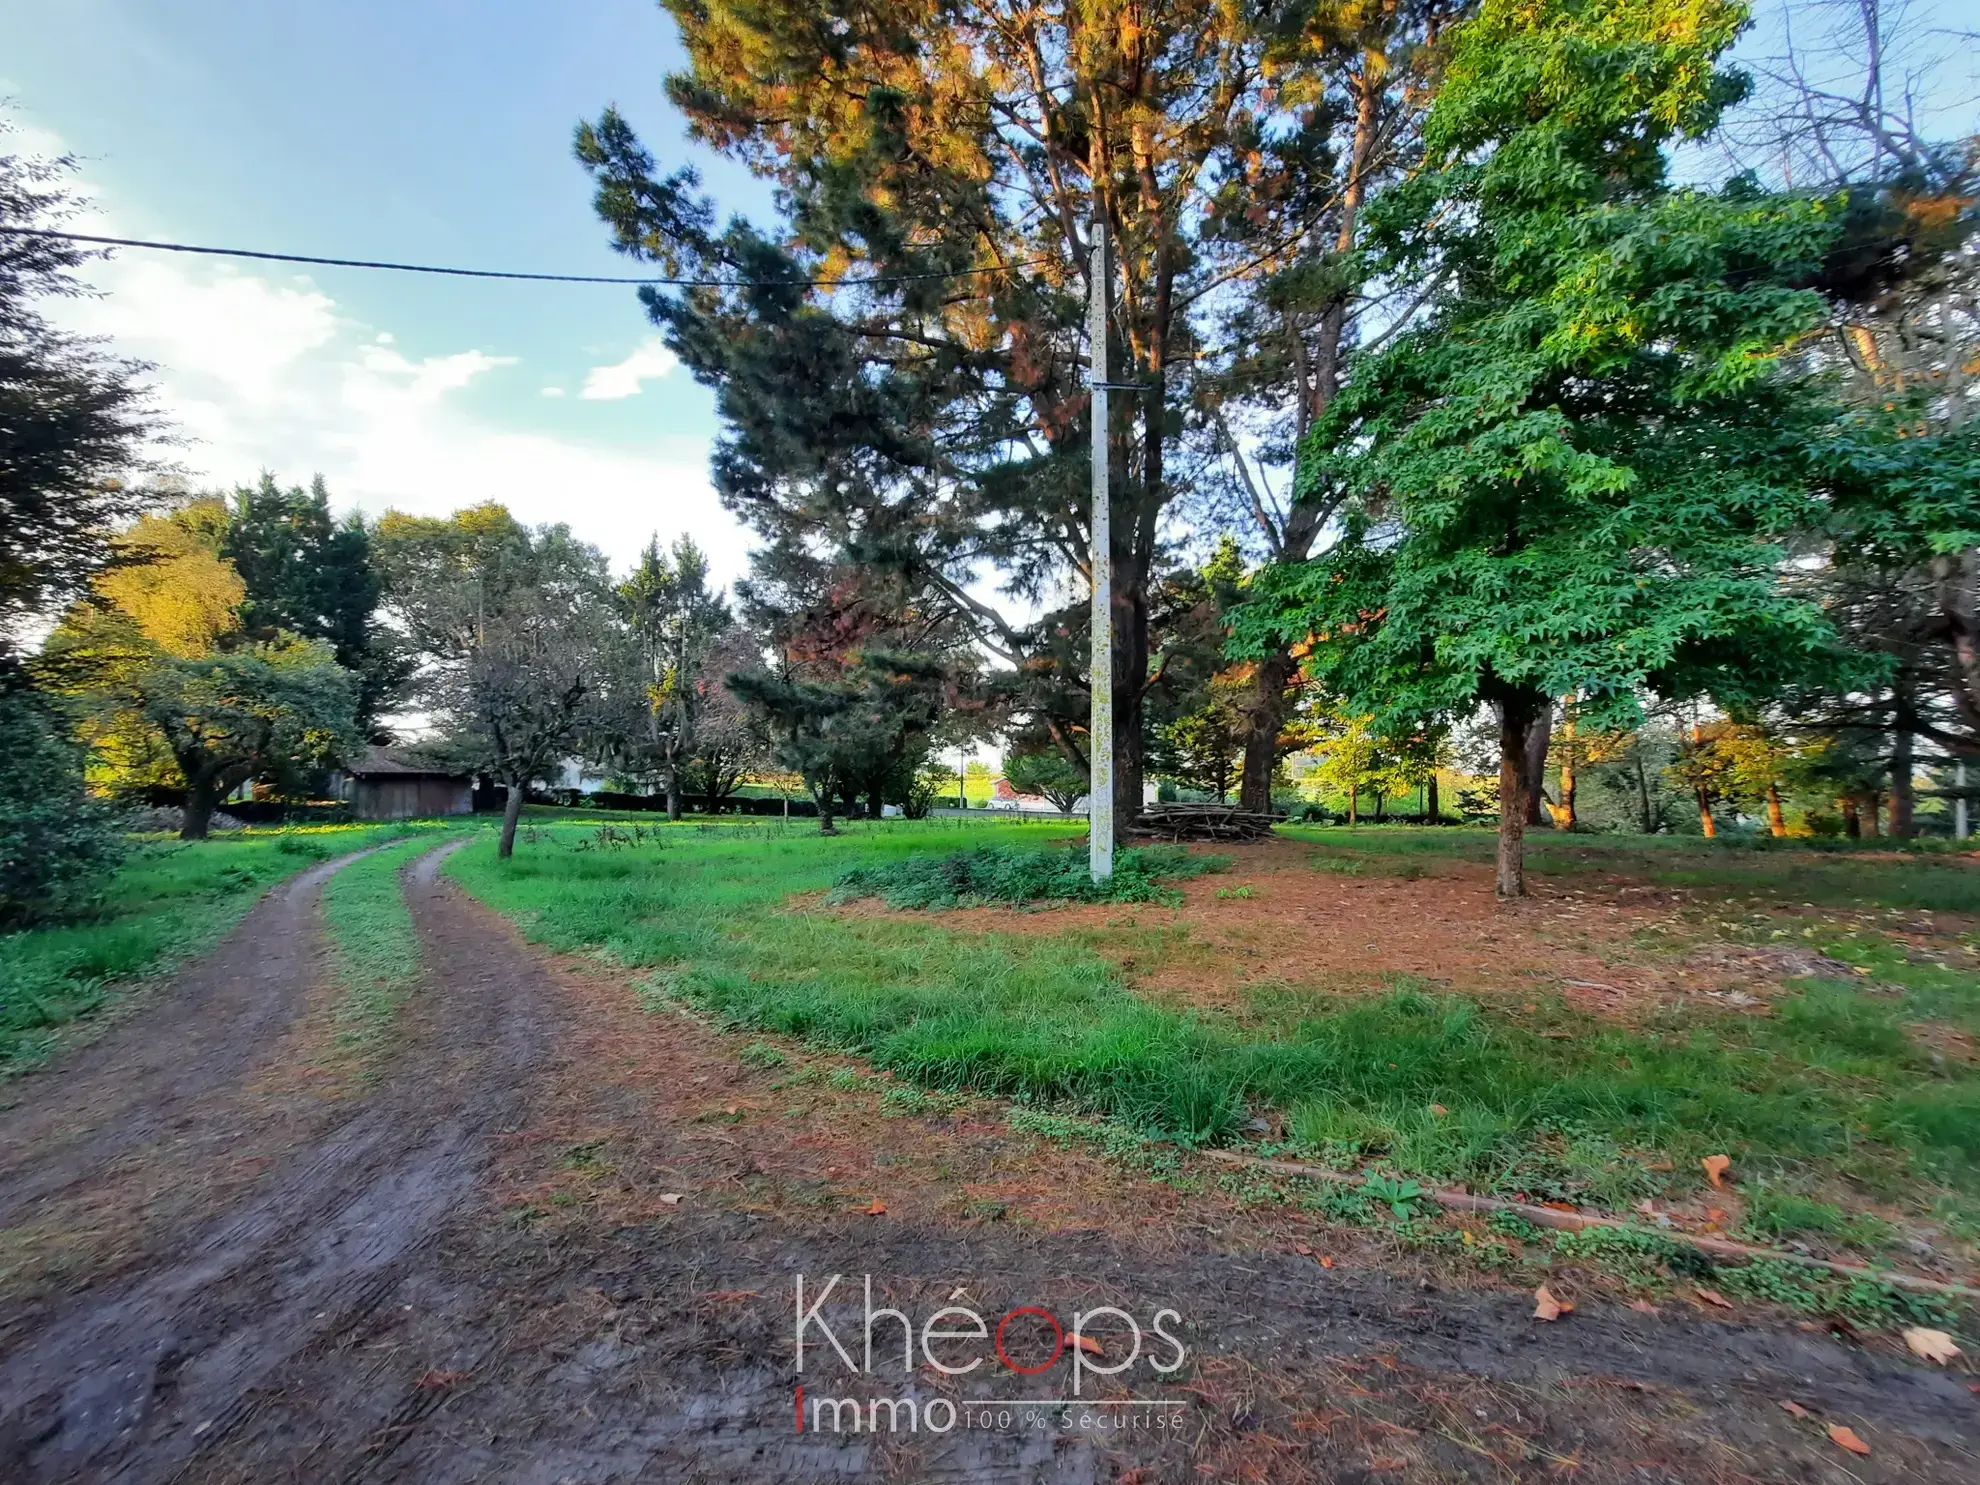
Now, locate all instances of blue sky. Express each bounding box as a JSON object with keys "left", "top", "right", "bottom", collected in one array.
[
  {"left": 5, "top": 1, "right": 1974, "bottom": 585},
  {"left": 3, "top": 0, "right": 776, "bottom": 580}
]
